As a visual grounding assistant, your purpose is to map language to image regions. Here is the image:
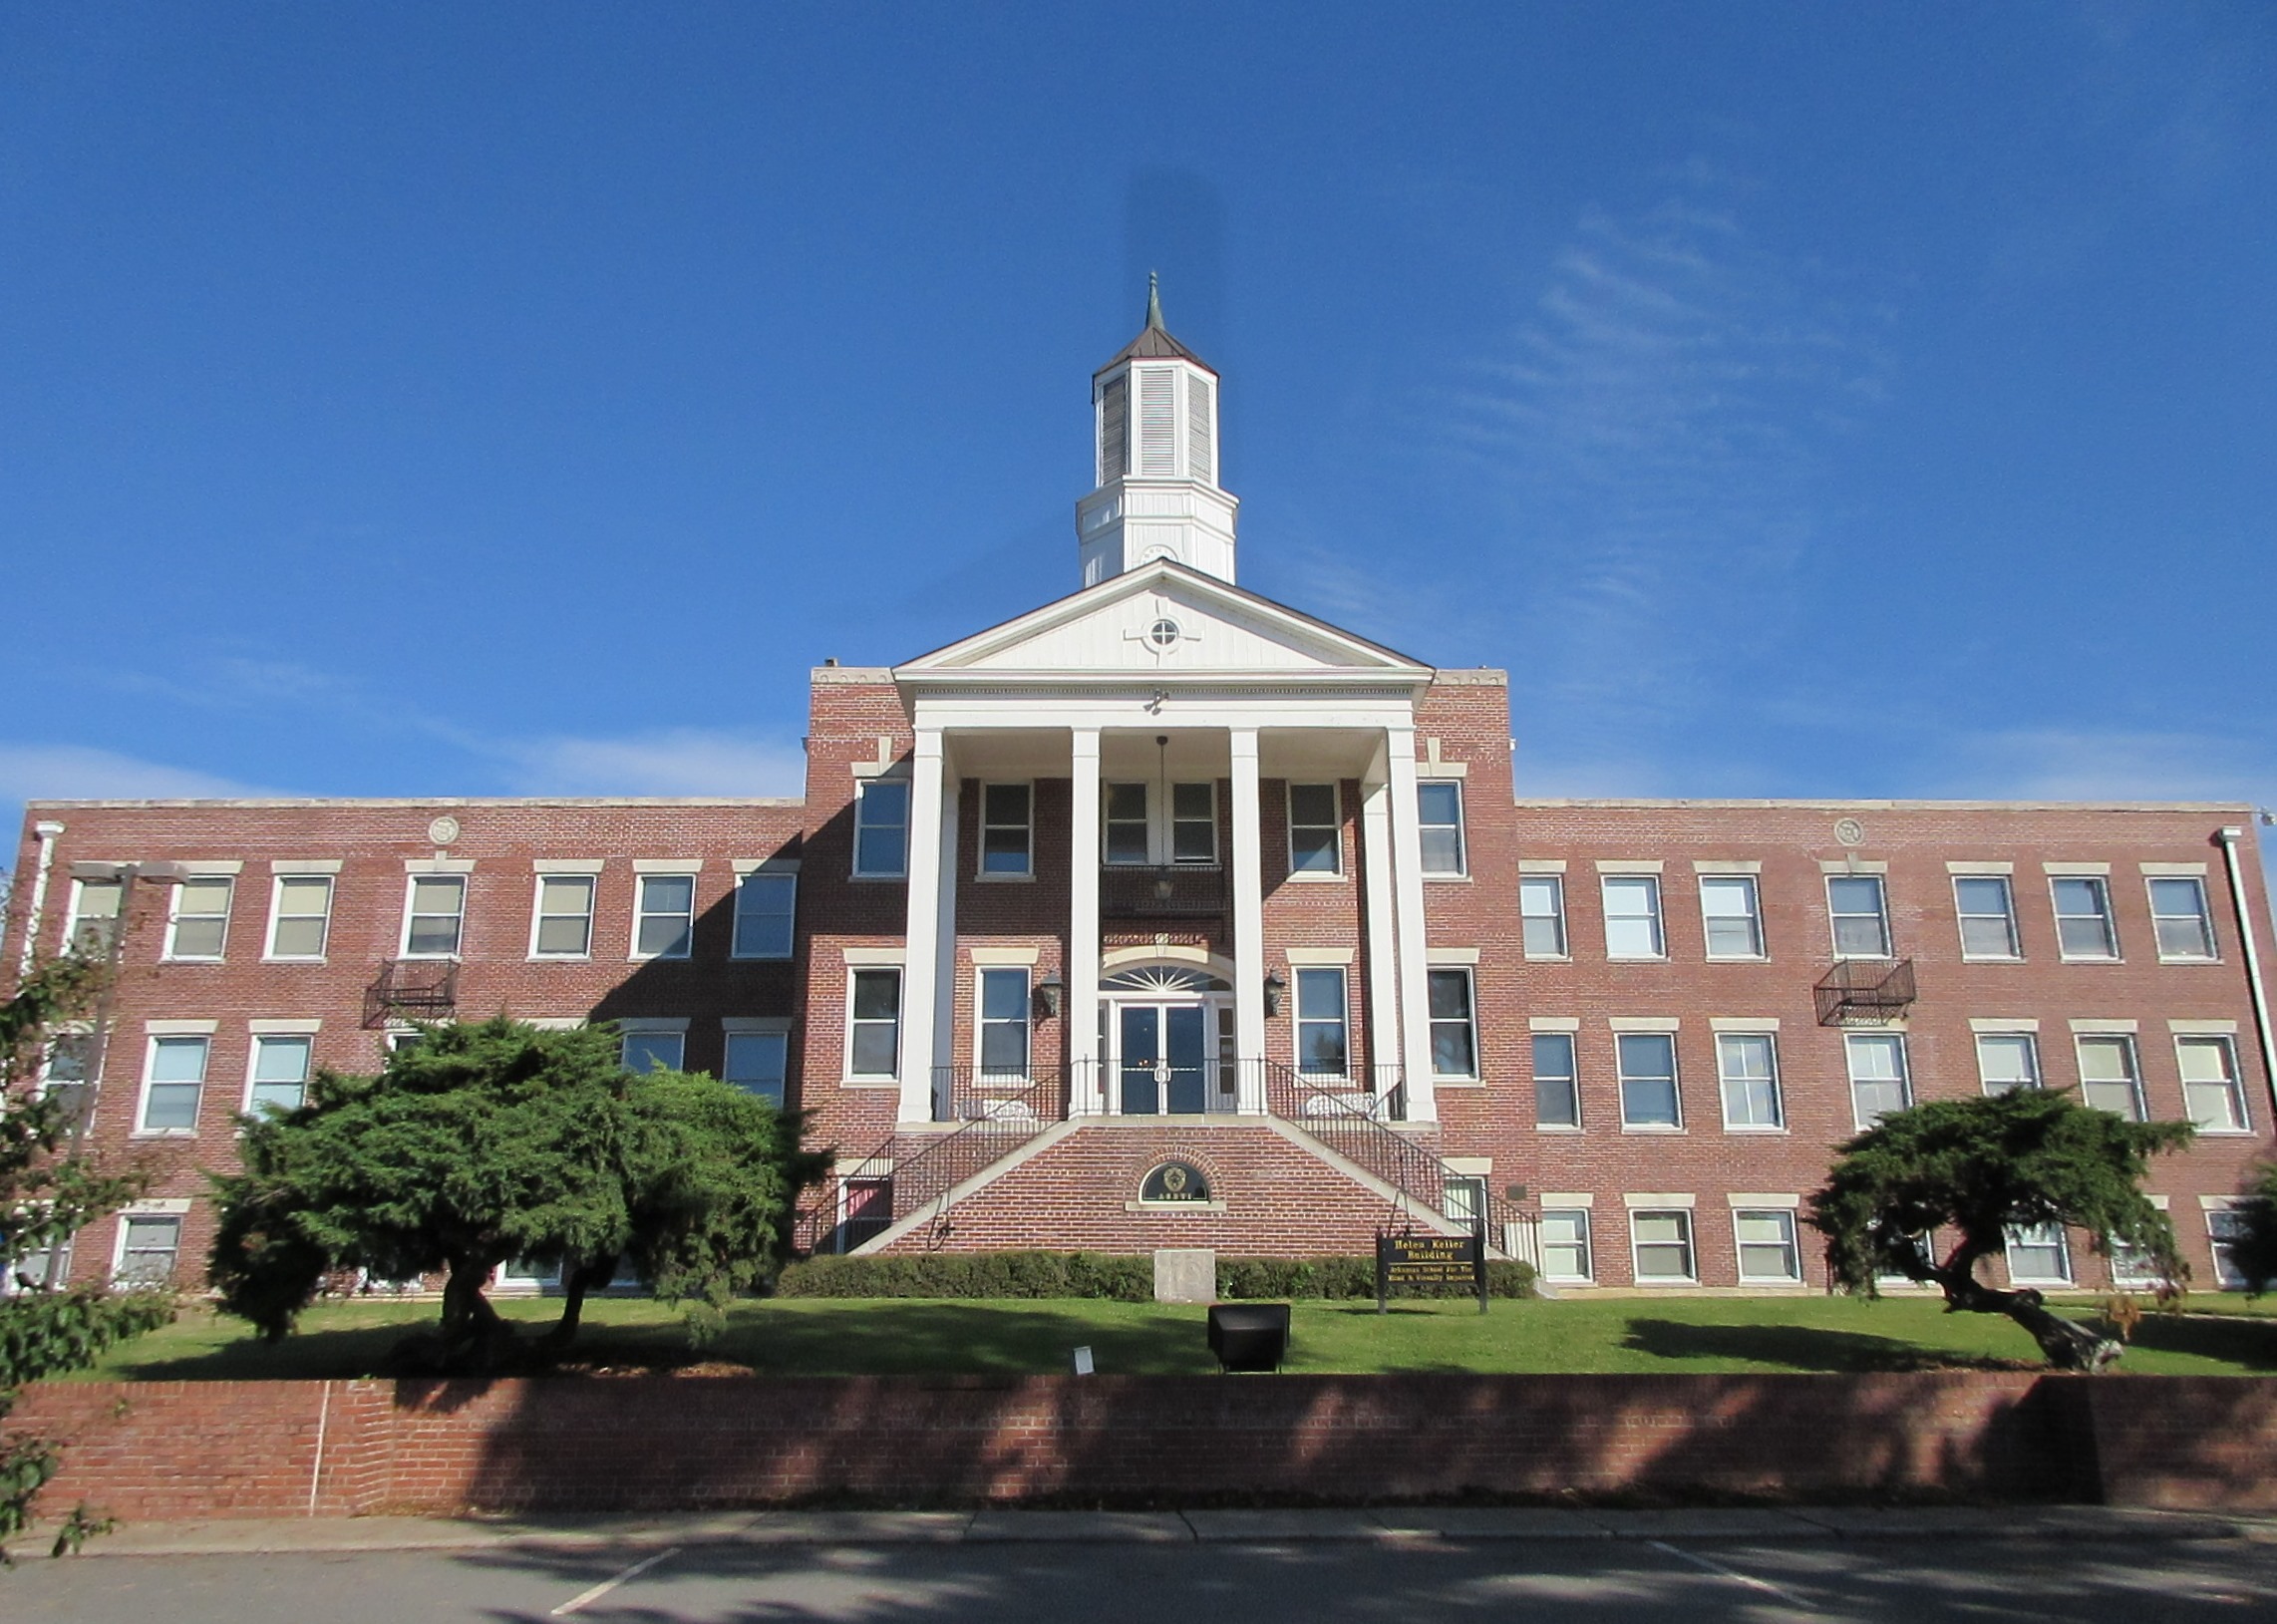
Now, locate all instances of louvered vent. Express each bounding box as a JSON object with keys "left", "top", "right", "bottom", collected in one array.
[
  {"left": 1138, "top": 367, "right": 1176, "bottom": 476},
  {"left": 1099, "top": 375, "right": 1128, "bottom": 484},
  {"left": 1187, "top": 374, "right": 1213, "bottom": 486}
]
